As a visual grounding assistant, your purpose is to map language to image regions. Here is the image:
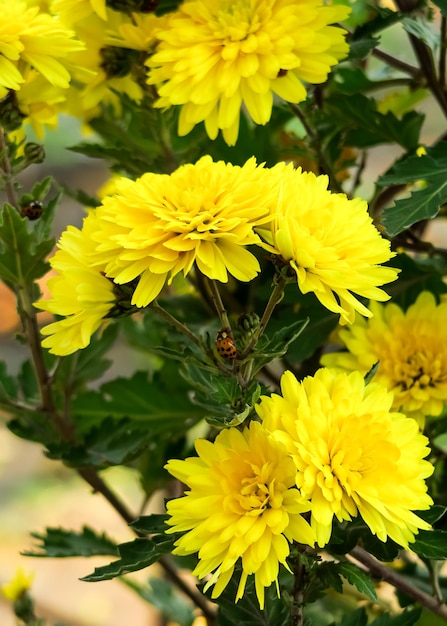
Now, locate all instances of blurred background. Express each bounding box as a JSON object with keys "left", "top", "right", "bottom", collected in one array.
[{"left": 0, "top": 118, "right": 162, "bottom": 625}]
